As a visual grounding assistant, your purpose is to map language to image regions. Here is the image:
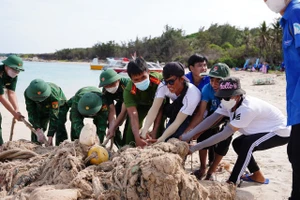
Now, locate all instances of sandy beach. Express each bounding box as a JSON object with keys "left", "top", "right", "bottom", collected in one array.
[{"left": 0, "top": 69, "right": 291, "bottom": 200}]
